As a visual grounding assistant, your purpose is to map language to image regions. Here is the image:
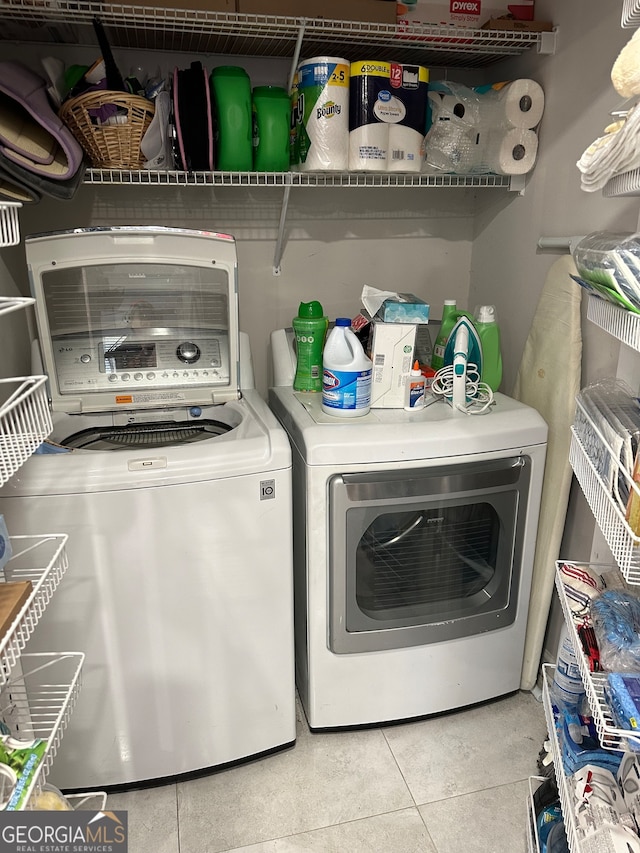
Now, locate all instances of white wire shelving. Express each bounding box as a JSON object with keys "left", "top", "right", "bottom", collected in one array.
[
  {"left": 586, "top": 294, "right": 640, "bottom": 350},
  {"left": 0, "top": 297, "right": 34, "bottom": 319},
  {"left": 0, "top": 535, "right": 69, "bottom": 688},
  {"left": 83, "top": 168, "right": 513, "bottom": 188},
  {"left": 0, "top": 203, "right": 21, "bottom": 247},
  {"left": 0, "top": 1, "right": 550, "bottom": 67},
  {"left": 569, "top": 426, "right": 640, "bottom": 583},
  {"left": 0, "top": 376, "right": 52, "bottom": 488},
  {"left": 541, "top": 664, "right": 581, "bottom": 853},
  {"left": 0, "top": 652, "right": 84, "bottom": 809},
  {"left": 554, "top": 560, "right": 639, "bottom": 751},
  {"left": 527, "top": 776, "right": 547, "bottom": 853},
  {"left": 622, "top": 0, "right": 640, "bottom": 27}
]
